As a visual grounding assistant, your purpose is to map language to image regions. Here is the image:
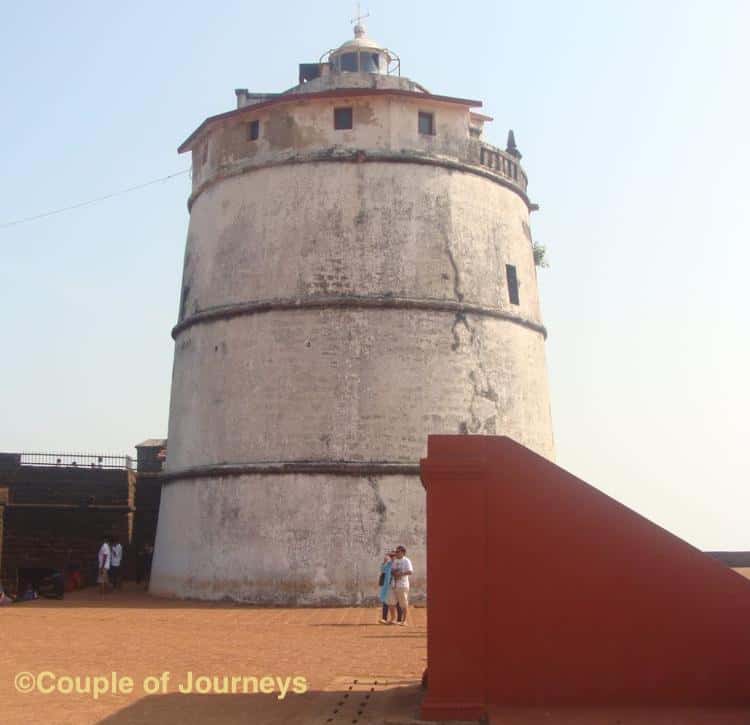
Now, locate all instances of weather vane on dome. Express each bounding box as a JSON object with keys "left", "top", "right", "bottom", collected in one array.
[{"left": 351, "top": 2, "right": 369, "bottom": 36}]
